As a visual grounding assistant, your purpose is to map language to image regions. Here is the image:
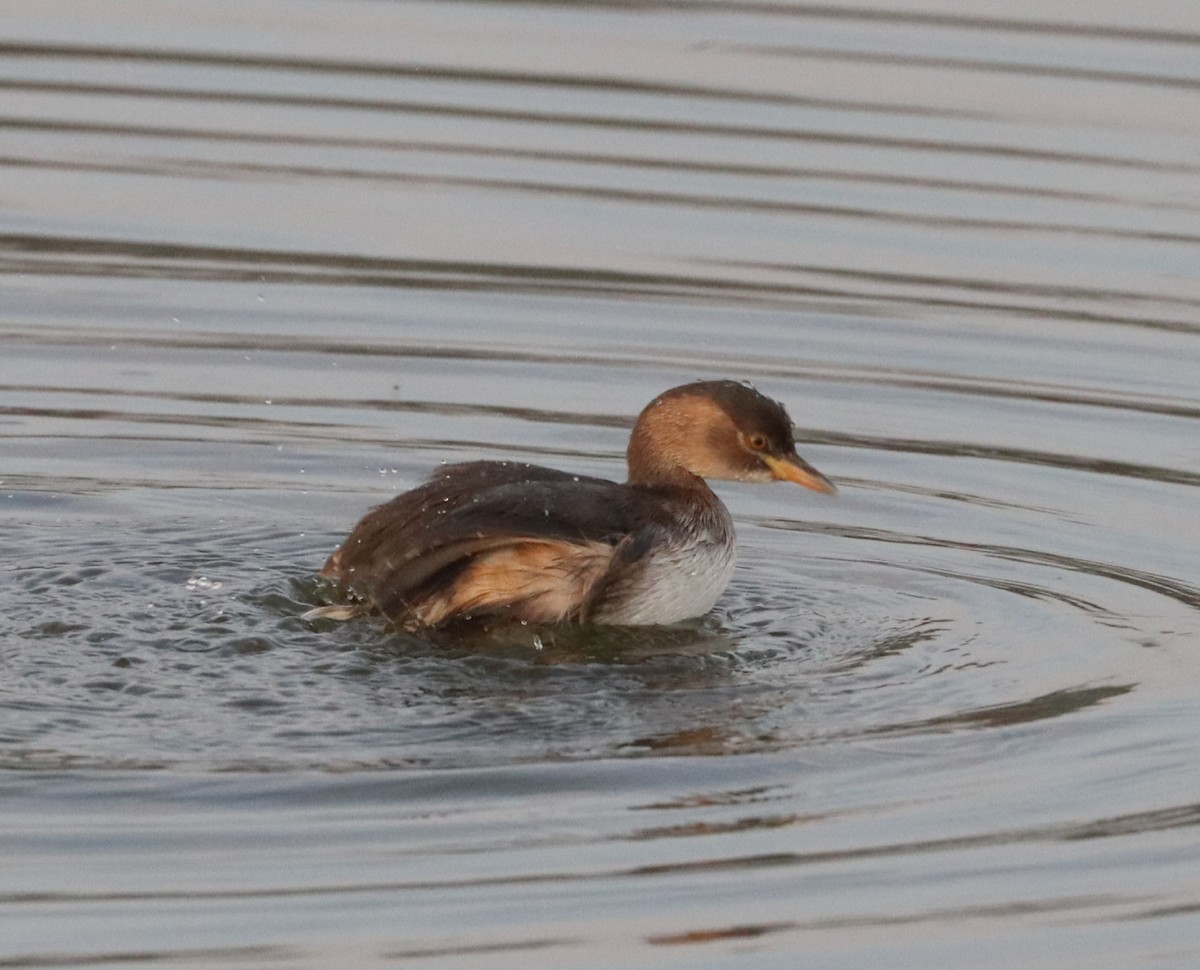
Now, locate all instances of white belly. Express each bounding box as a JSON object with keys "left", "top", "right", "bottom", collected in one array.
[{"left": 593, "top": 527, "right": 737, "bottom": 626}]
